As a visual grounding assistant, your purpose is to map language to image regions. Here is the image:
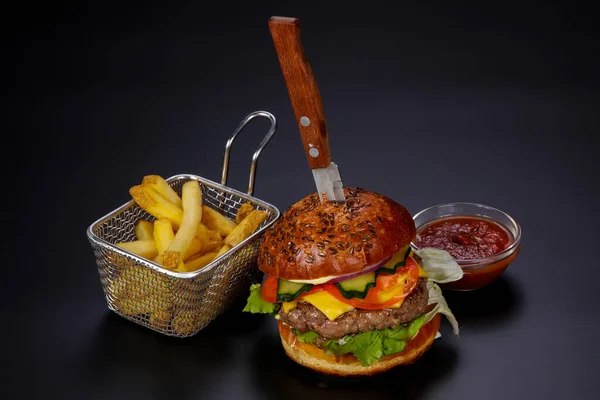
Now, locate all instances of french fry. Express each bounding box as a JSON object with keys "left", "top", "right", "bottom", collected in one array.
[
  {"left": 108, "top": 272, "right": 129, "bottom": 300},
  {"left": 200, "top": 244, "right": 236, "bottom": 308},
  {"left": 202, "top": 239, "right": 223, "bottom": 253},
  {"left": 183, "top": 237, "right": 203, "bottom": 261},
  {"left": 115, "top": 240, "right": 158, "bottom": 259},
  {"left": 184, "top": 250, "right": 218, "bottom": 272},
  {"left": 115, "top": 266, "right": 168, "bottom": 297},
  {"left": 117, "top": 295, "right": 155, "bottom": 316},
  {"left": 149, "top": 305, "right": 172, "bottom": 328},
  {"left": 130, "top": 185, "right": 183, "bottom": 230},
  {"left": 175, "top": 229, "right": 220, "bottom": 265},
  {"left": 187, "top": 229, "right": 222, "bottom": 258},
  {"left": 196, "top": 222, "right": 222, "bottom": 243},
  {"left": 153, "top": 218, "right": 175, "bottom": 258},
  {"left": 202, "top": 205, "right": 237, "bottom": 237},
  {"left": 111, "top": 266, "right": 170, "bottom": 316},
  {"left": 171, "top": 279, "right": 199, "bottom": 309},
  {"left": 117, "top": 292, "right": 170, "bottom": 317},
  {"left": 236, "top": 202, "right": 255, "bottom": 224},
  {"left": 162, "top": 181, "right": 203, "bottom": 270},
  {"left": 224, "top": 210, "right": 268, "bottom": 247},
  {"left": 172, "top": 309, "right": 200, "bottom": 336},
  {"left": 142, "top": 175, "right": 182, "bottom": 208},
  {"left": 135, "top": 220, "right": 154, "bottom": 240},
  {"left": 215, "top": 244, "right": 232, "bottom": 258}
]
